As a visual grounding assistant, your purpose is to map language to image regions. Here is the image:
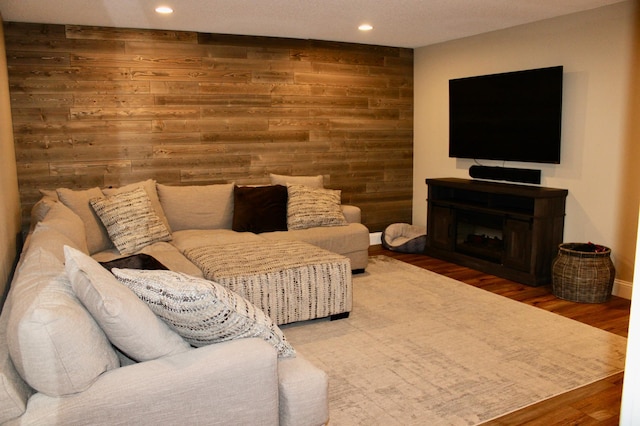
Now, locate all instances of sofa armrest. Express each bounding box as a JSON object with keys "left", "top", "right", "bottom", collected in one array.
[
  {"left": 278, "top": 354, "right": 329, "bottom": 426},
  {"left": 17, "top": 339, "right": 279, "bottom": 426},
  {"left": 341, "top": 204, "right": 361, "bottom": 224}
]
